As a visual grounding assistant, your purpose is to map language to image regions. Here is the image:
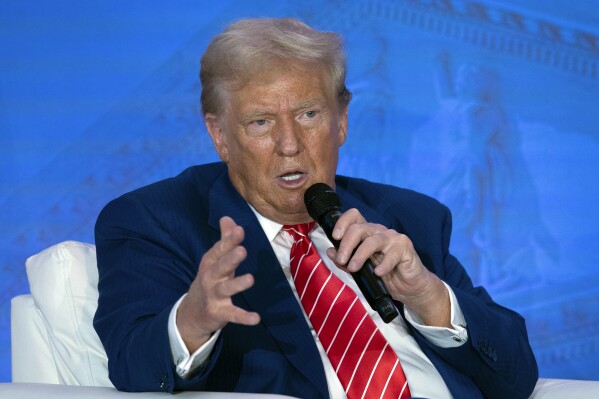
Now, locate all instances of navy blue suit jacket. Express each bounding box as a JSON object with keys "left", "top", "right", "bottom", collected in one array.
[{"left": 94, "top": 162, "right": 538, "bottom": 398}]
